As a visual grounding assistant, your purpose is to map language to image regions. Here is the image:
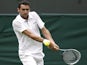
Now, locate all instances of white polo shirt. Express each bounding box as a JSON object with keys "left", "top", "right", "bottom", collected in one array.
[{"left": 12, "top": 11, "right": 45, "bottom": 57}]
